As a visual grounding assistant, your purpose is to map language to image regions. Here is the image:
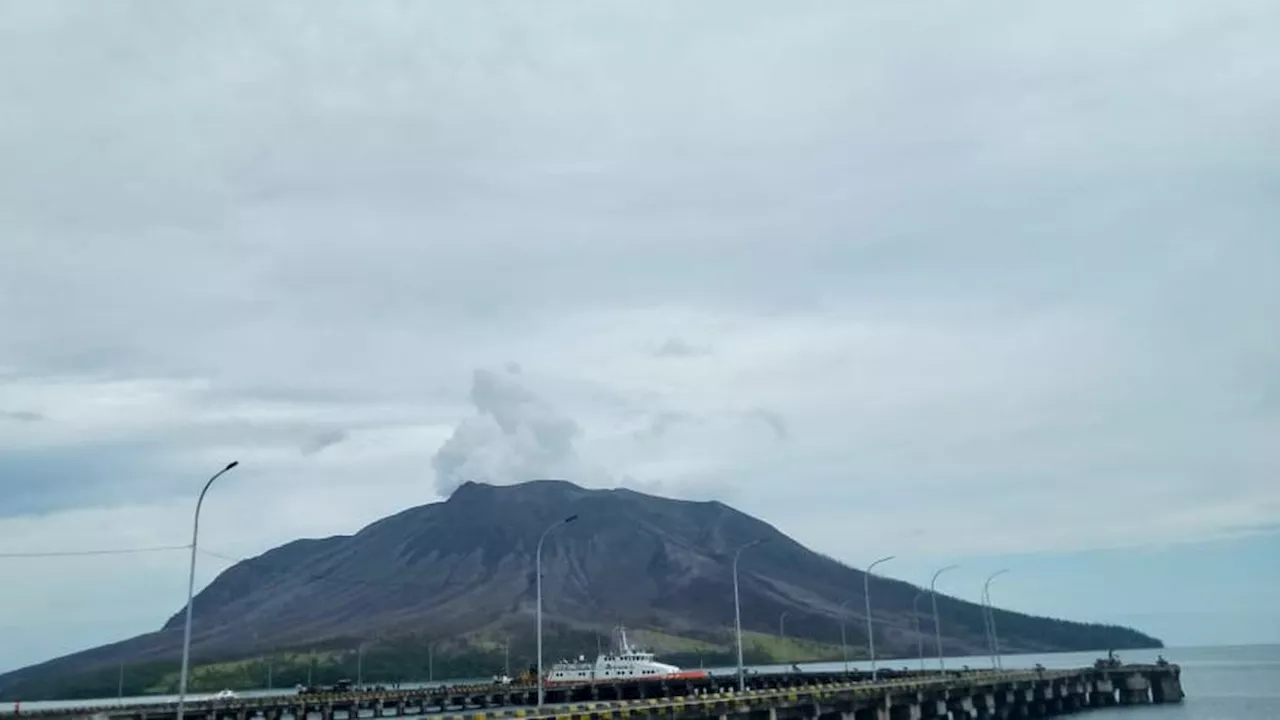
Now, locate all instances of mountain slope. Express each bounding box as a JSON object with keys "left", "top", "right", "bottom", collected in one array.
[{"left": 0, "top": 480, "right": 1159, "bottom": 697}]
